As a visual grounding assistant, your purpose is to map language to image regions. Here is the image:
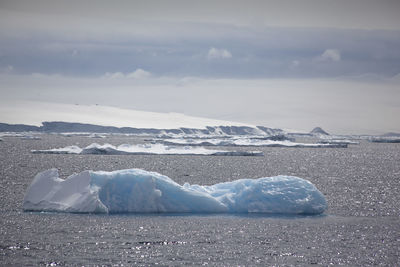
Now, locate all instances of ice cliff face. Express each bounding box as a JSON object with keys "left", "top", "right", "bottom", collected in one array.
[
  {"left": 23, "top": 168, "right": 327, "bottom": 215},
  {"left": 1, "top": 121, "right": 286, "bottom": 137}
]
